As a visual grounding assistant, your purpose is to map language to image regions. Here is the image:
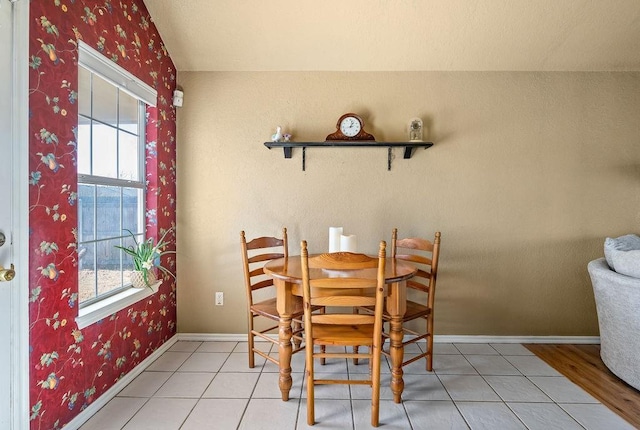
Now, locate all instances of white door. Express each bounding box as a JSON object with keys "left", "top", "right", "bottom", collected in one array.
[
  {"left": 0, "top": 1, "right": 15, "bottom": 427},
  {"left": 2, "top": 0, "right": 29, "bottom": 428}
]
